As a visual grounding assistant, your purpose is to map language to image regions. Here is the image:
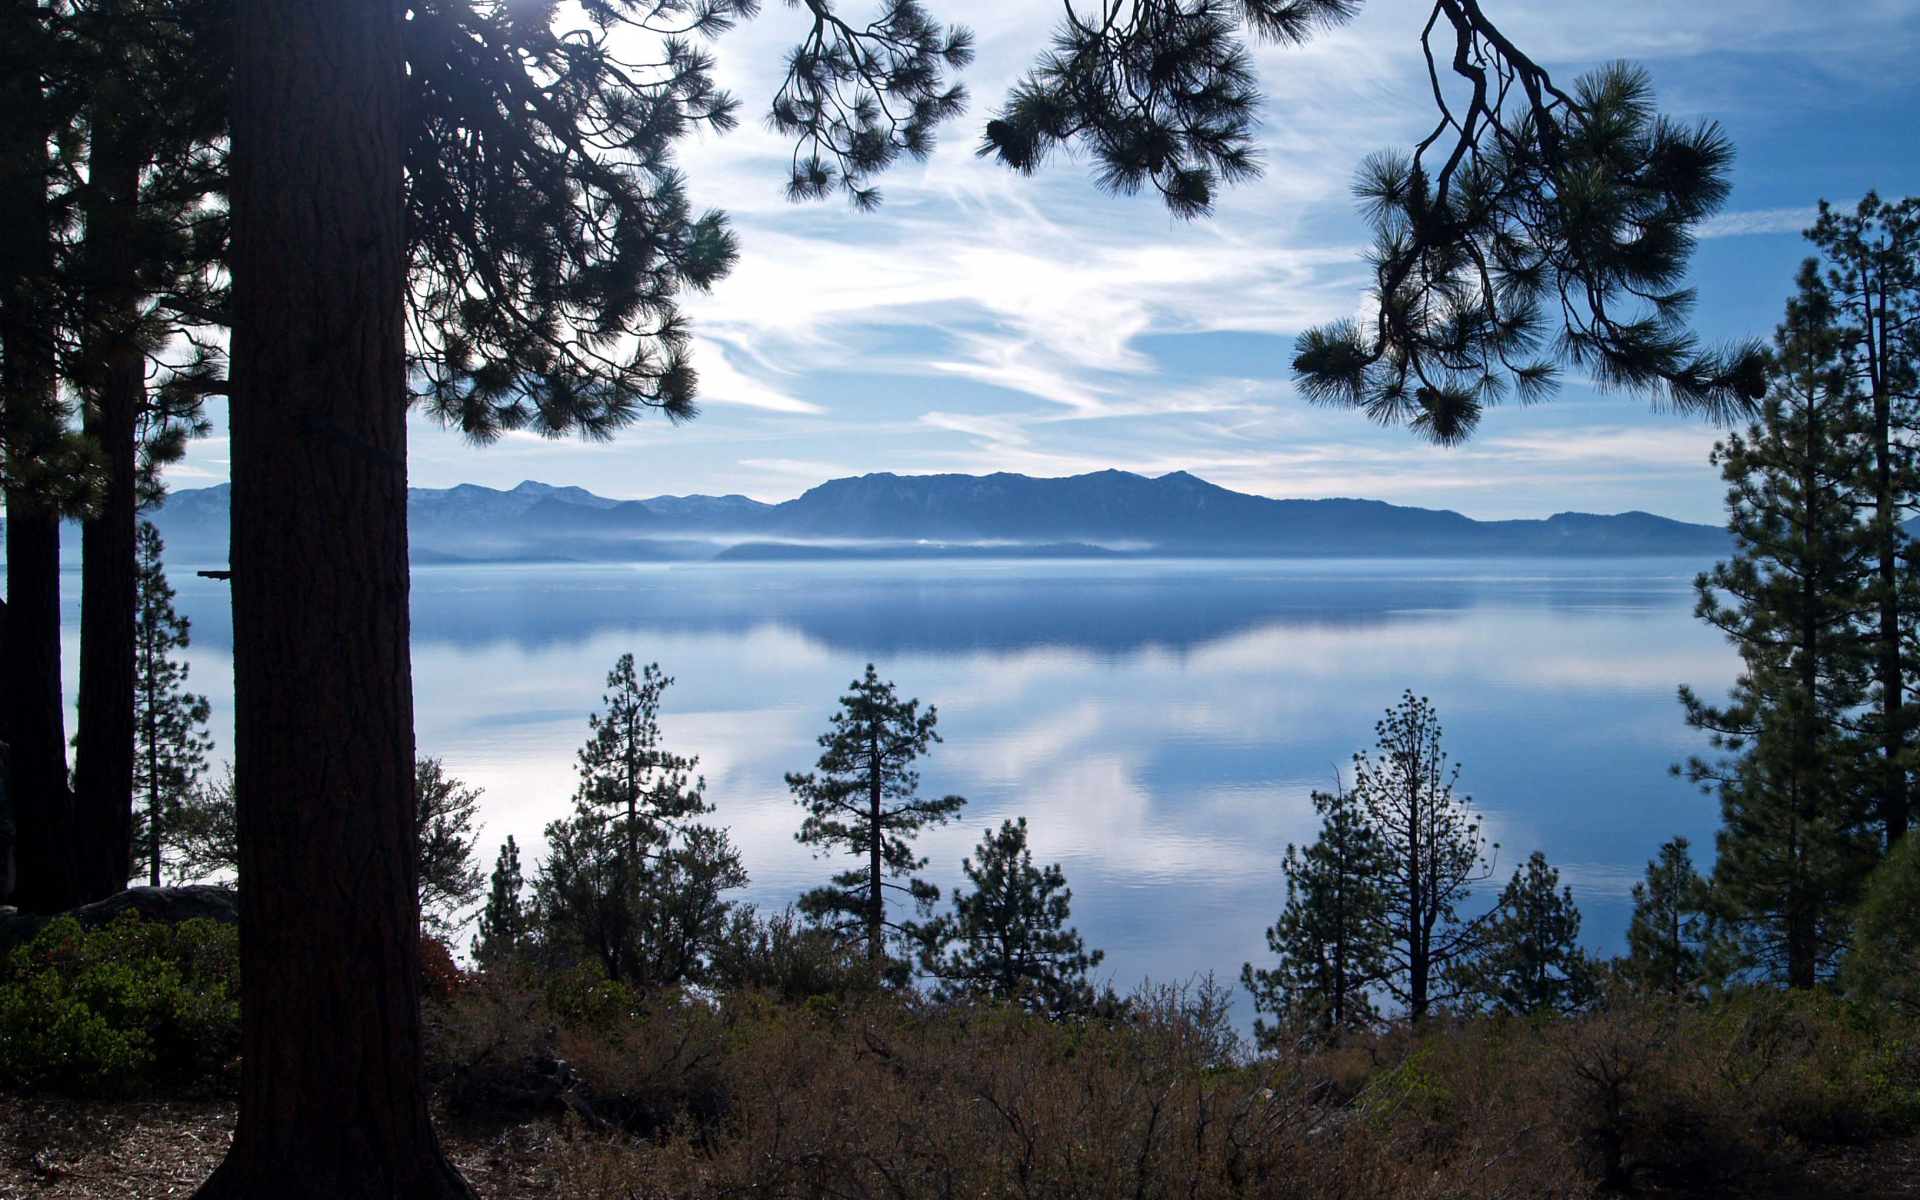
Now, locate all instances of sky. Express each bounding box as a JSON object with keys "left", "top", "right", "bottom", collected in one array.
[{"left": 170, "top": 0, "right": 1920, "bottom": 523}]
